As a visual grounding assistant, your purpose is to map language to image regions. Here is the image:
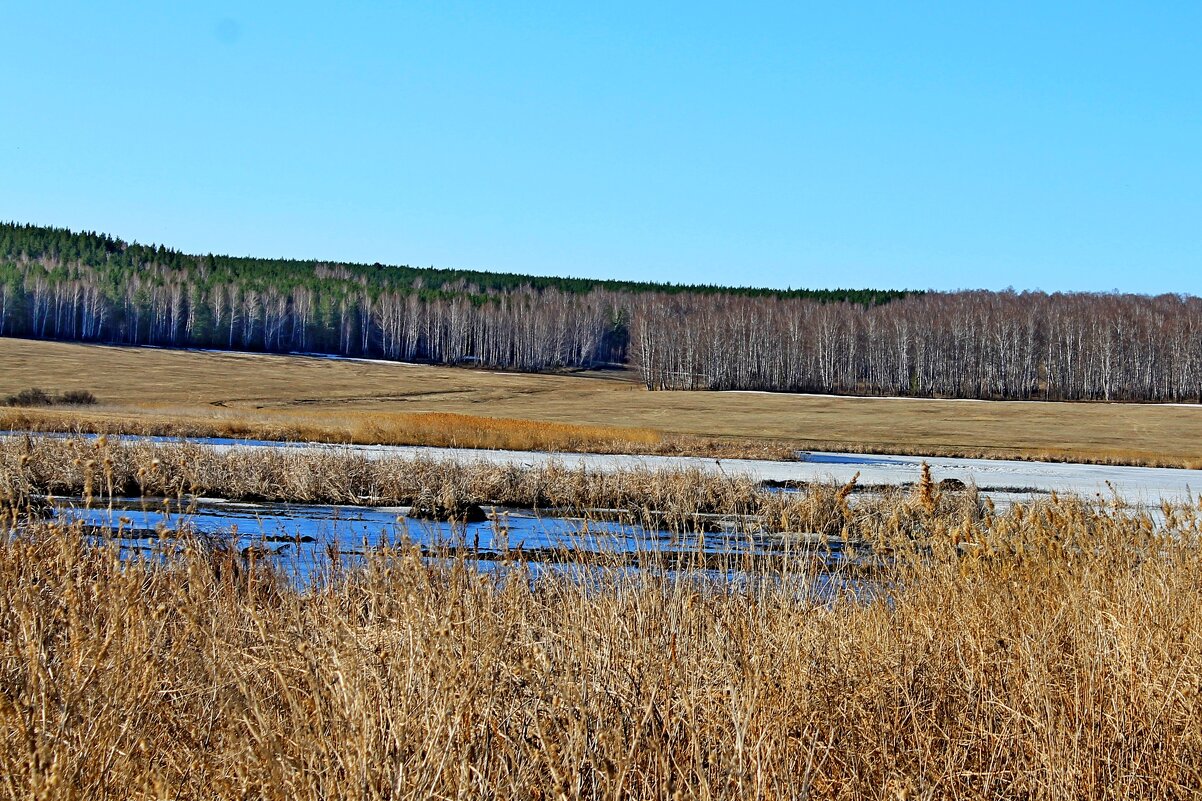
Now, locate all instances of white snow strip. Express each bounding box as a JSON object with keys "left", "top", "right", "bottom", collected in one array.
[
  {"left": 718, "top": 390, "right": 1202, "bottom": 408},
  {"left": 195, "top": 440, "right": 1200, "bottom": 505},
  {"left": 719, "top": 390, "right": 992, "bottom": 403}
]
